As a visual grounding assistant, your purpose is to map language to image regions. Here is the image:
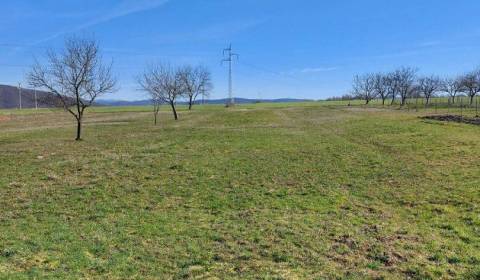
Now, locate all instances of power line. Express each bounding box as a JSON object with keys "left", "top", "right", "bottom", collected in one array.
[{"left": 222, "top": 44, "right": 239, "bottom": 106}]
